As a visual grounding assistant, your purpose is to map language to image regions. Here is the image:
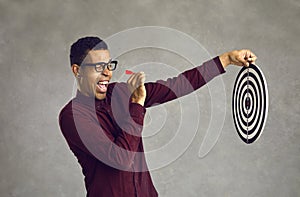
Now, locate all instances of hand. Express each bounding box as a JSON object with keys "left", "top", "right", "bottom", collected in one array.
[
  {"left": 127, "top": 72, "right": 146, "bottom": 106},
  {"left": 219, "top": 49, "right": 257, "bottom": 68}
]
